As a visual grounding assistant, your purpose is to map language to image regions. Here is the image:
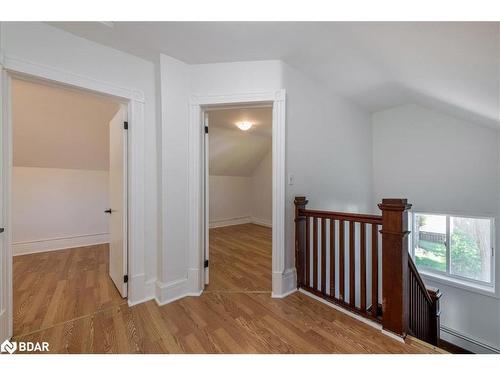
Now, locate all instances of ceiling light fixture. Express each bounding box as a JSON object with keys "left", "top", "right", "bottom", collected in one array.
[{"left": 236, "top": 121, "right": 252, "bottom": 131}]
